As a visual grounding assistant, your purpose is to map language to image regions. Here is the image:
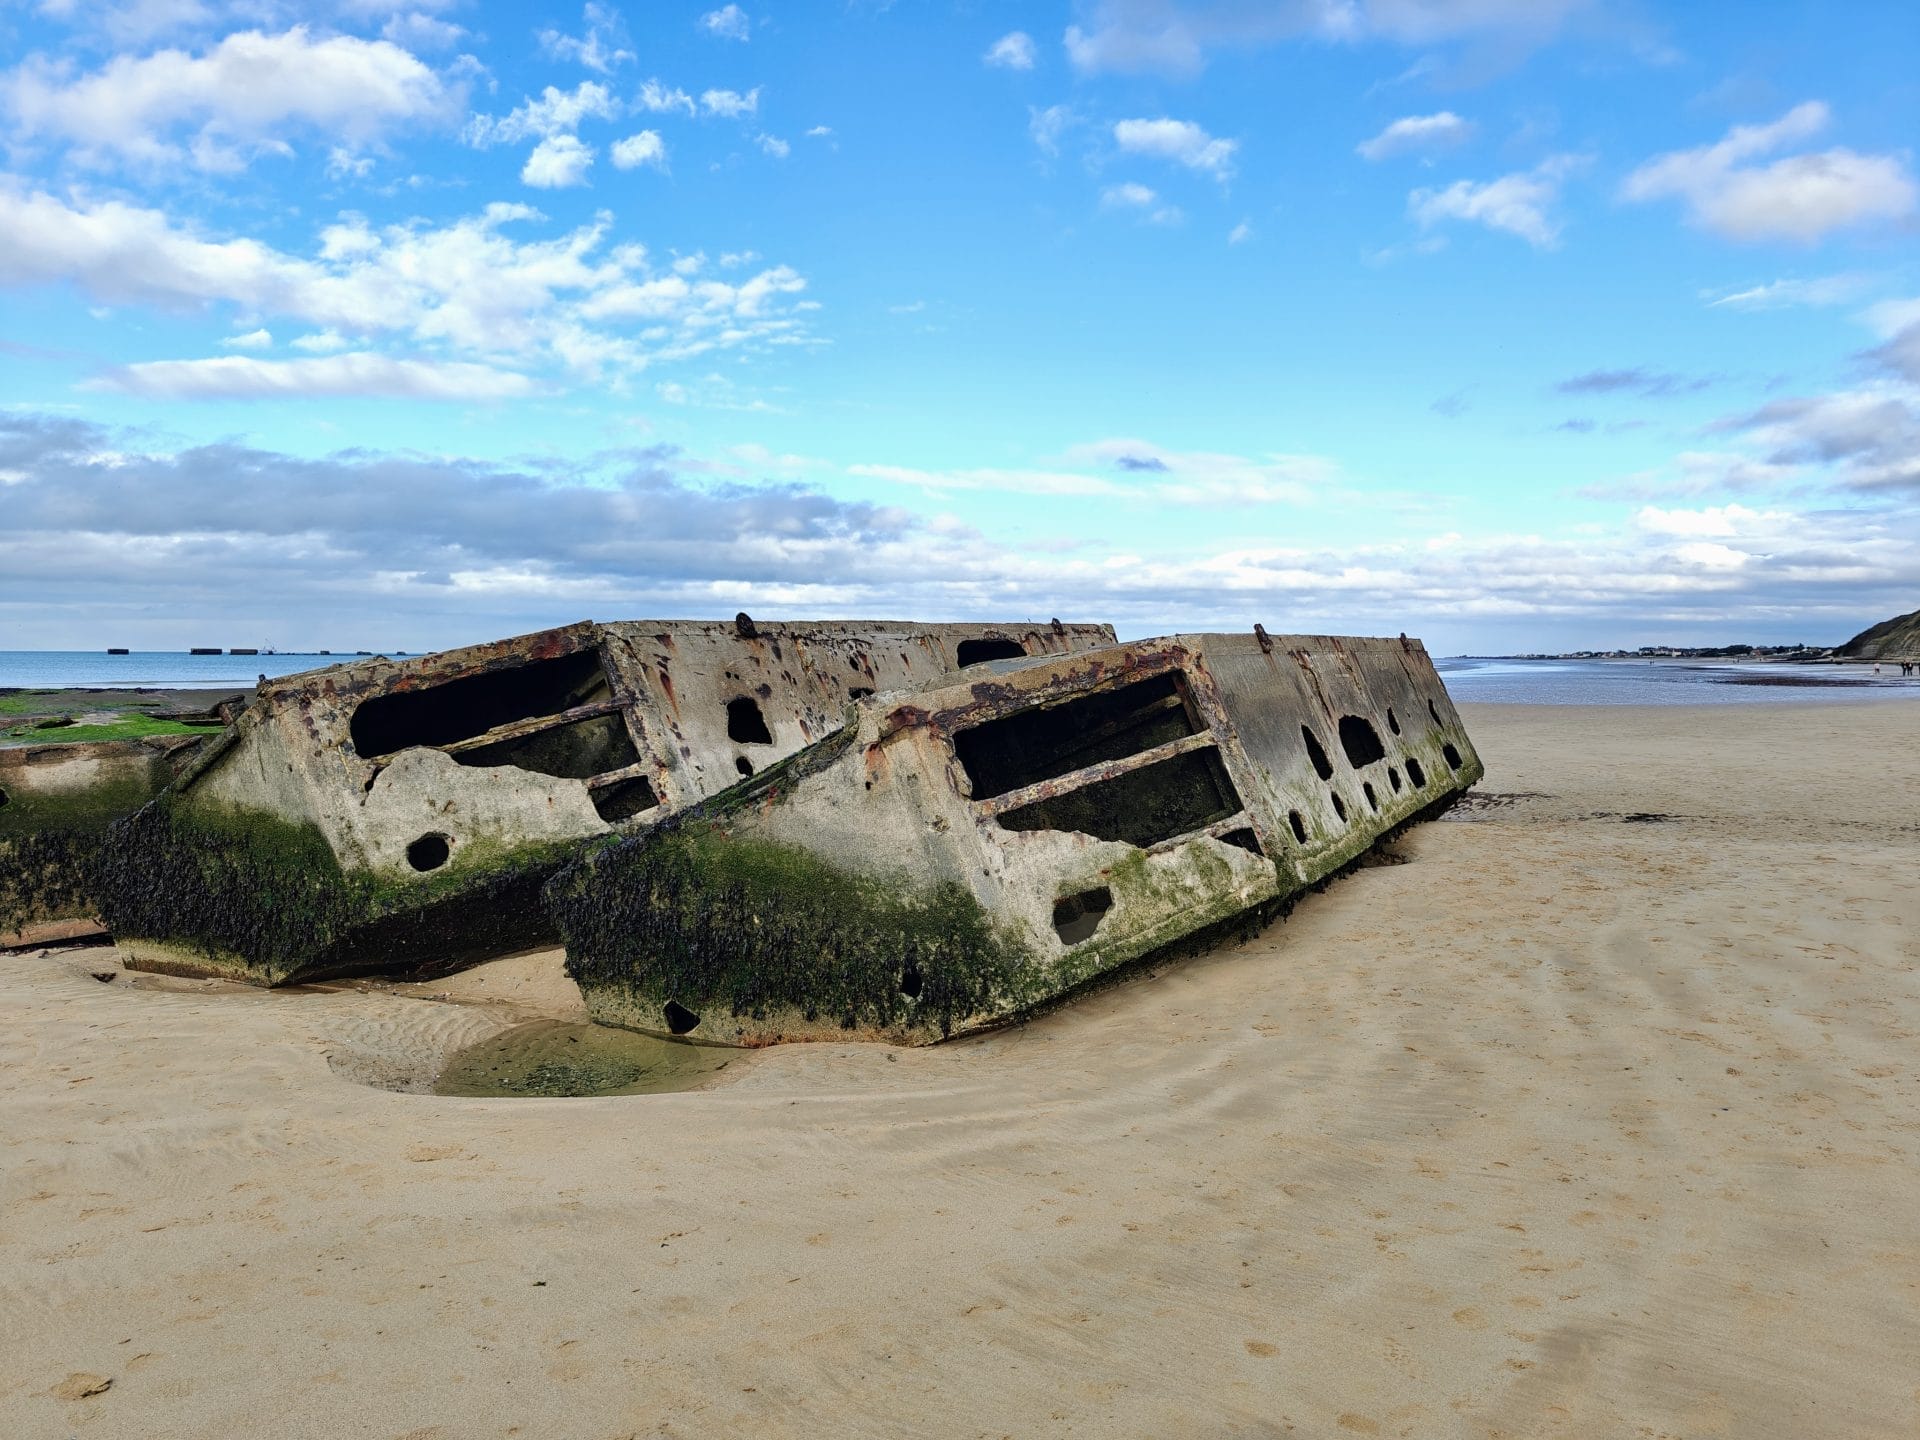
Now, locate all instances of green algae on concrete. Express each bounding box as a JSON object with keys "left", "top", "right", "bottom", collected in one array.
[
  {"left": 550, "top": 825, "right": 1038, "bottom": 1045},
  {"left": 434, "top": 1019, "right": 737, "bottom": 1097},
  {"left": 97, "top": 797, "right": 588, "bottom": 985}
]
